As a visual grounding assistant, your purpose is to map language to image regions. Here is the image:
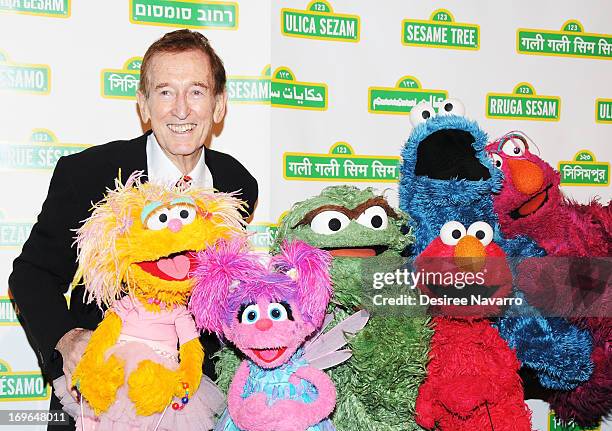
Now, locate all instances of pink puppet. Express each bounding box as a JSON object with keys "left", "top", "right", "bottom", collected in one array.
[
  {"left": 190, "top": 239, "right": 338, "bottom": 431},
  {"left": 486, "top": 131, "right": 610, "bottom": 256},
  {"left": 486, "top": 131, "right": 612, "bottom": 427}
]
